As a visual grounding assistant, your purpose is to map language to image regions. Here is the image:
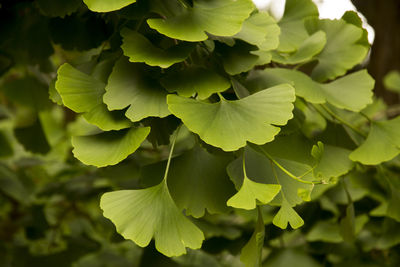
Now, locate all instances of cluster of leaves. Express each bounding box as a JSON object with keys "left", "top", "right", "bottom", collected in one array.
[{"left": 2, "top": 0, "right": 400, "bottom": 266}]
